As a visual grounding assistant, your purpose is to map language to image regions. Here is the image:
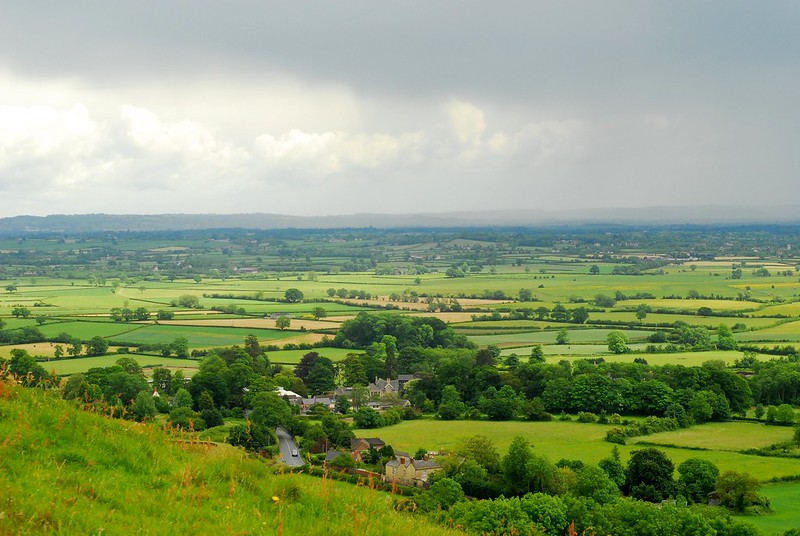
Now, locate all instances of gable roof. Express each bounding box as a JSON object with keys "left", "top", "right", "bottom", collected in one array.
[
  {"left": 351, "top": 437, "right": 385, "bottom": 450},
  {"left": 412, "top": 459, "right": 441, "bottom": 470},
  {"left": 325, "top": 450, "right": 346, "bottom": 462}
]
